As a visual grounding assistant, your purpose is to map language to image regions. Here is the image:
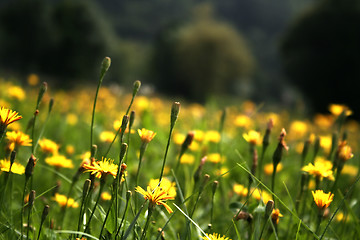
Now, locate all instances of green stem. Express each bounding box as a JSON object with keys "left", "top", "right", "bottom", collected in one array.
[
  {"left": 271, "top": 164, "right": 278, "bottom": 204},
  {"left": 20, "top": 178, "right": 28, "bottom": 240},
  {"left": 26, "top": 202, "right": 33, "bottom": 240},
  {"left": 60, "top": 182, "right": 75, "bottom": 229},
  {"left": 140, "top": 207, "right": 154, "bottom": 240},
  {"left": 115, "top": 193, "right": 131, "bottom": 239},
  {"left": 83, "top": 179, "right": 105, "bottom": 235},
  {"left": 159, "top": 127, "right": 175, "bottom": 182}
]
